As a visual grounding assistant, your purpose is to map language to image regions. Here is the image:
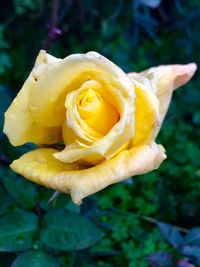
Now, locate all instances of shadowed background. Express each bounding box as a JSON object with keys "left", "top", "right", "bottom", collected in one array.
[{"left": 0, "top": 0, "right": 200, "bottom": 266}]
